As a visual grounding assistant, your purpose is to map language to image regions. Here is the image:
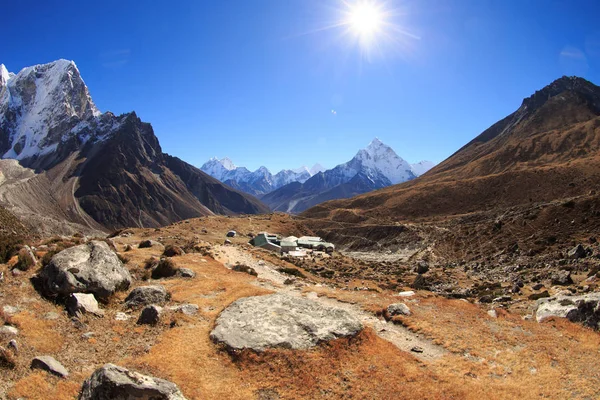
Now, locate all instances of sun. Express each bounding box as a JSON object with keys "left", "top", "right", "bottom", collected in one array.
[{"left": 347, "top": 1, "right": 385, "bottom": 39}]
